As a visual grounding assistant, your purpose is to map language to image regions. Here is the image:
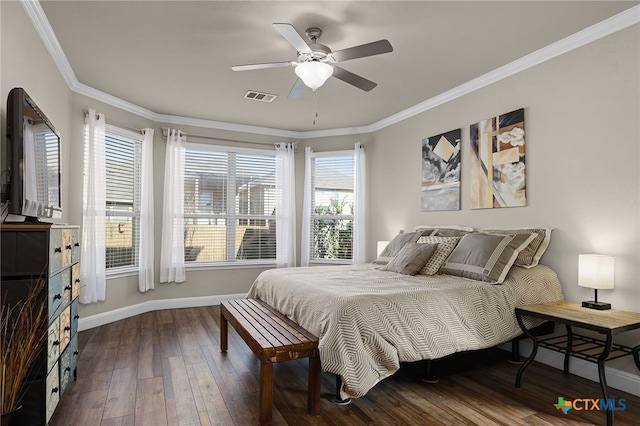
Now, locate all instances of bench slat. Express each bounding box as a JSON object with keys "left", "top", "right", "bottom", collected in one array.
[
  {"left": 227, "top": 299, "right": 291, "bottom": 348},
  {"left": 242, "top": 300, "right": 312, "bottom": 349},
  {"left": 248, "top": 299, "right": 319, "bottom": 344}
]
